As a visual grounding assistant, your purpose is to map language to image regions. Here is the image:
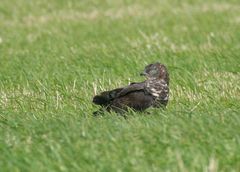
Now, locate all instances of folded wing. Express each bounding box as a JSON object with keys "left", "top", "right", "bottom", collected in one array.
[{"left": 92, "top": 81, "right": 154, "bottom": 113}]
